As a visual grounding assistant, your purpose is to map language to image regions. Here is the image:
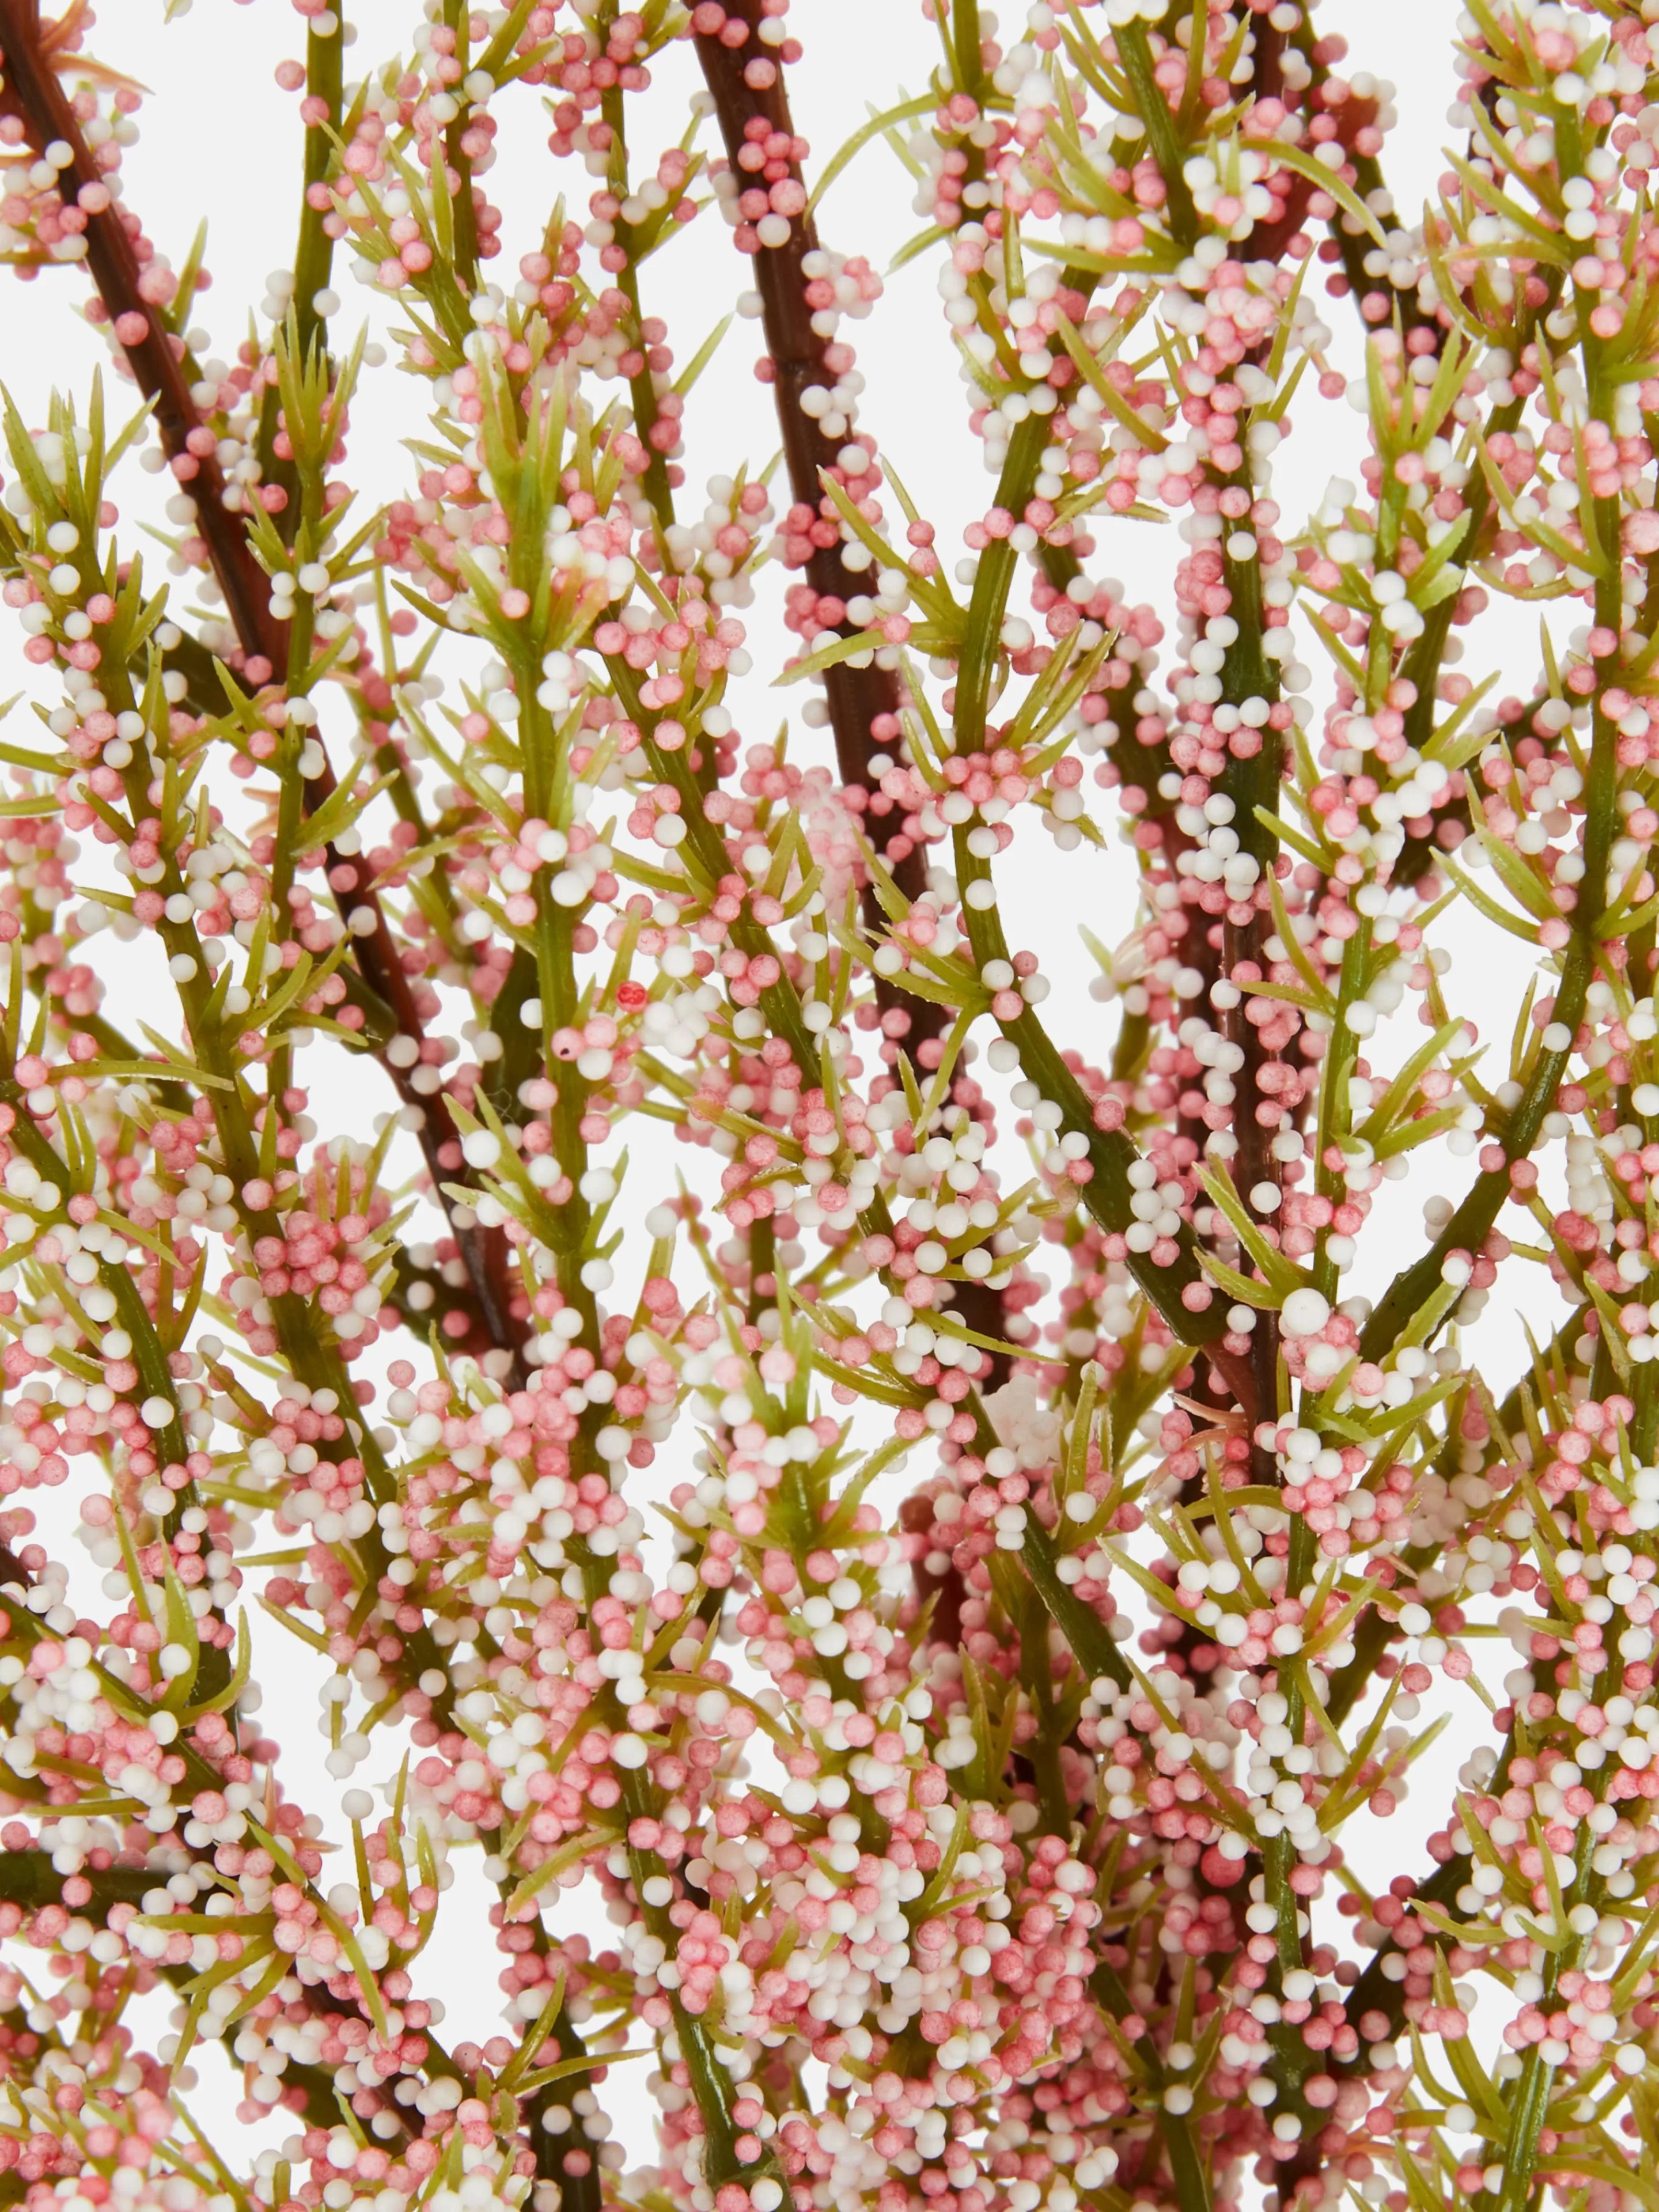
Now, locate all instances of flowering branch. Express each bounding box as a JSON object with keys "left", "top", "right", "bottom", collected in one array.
[
  {"left": 0, "top": 14, "right": 1657, "bottom": 2212},
  {"left": 2, "top": 0, "right": 531, "bottom": 1369}
]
